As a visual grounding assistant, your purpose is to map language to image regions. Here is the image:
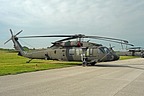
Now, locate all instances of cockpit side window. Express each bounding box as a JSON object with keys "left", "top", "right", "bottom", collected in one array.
[
  {"left": 99, "top": 47, "right": 110, "bottom": 53},
  {"left": 104, "top": 47, "right": 109, "bottom": 53}
]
